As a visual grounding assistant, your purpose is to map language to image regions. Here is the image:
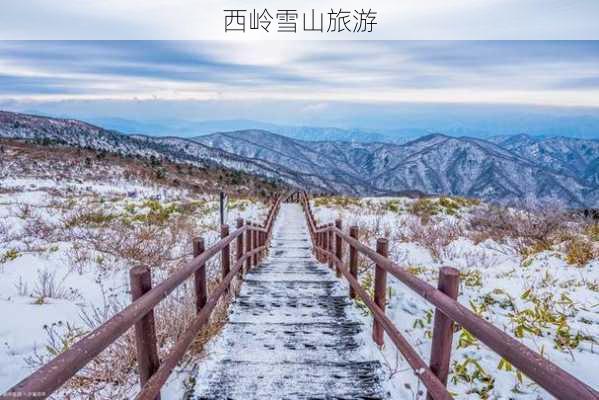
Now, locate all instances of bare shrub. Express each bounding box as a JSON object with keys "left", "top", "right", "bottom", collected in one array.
[
  {"left": 397, "top": 216, "right": 463, "bottom": 260},
  {"left": 0, "top": 219, "right": 8, "bottom": 242},
  {"left": 31, "top": 269, "right": 78, "bottom": 303},
  {"left": 15, "top": 276, "right": 29, "bottom": 296},
  {"left": 27, "top": 258, "right": 234, "bottom": 399},
  {"left": 27, "top": 305, "right": 139, "bottom": 399},
  {"left": 467, "top": 204, "right": 567, "bottom": 254},
  {"left": 15, "top": 202, "right": 32, "bottom": 219},
  {"left": 21, "top": 210, "right": 60, "bottom": 243},
  {"left": 350, "top": 213, "right": 394, "bottom": 250}
]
